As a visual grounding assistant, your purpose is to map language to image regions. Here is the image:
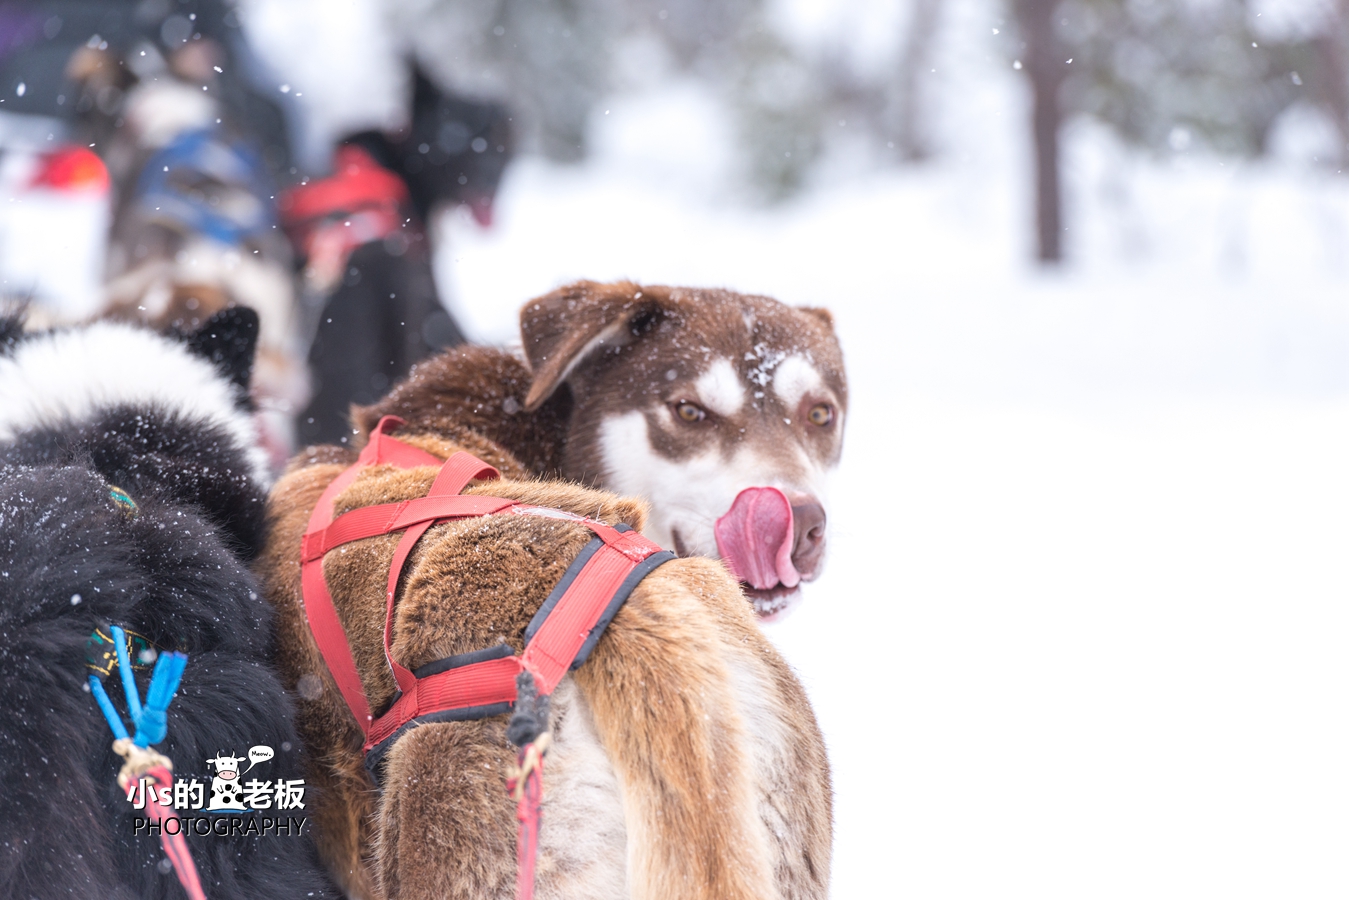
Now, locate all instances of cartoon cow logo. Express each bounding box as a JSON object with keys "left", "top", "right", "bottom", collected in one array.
[{"left": 206, "top": 751, "right": 248, "bottom": 811}]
